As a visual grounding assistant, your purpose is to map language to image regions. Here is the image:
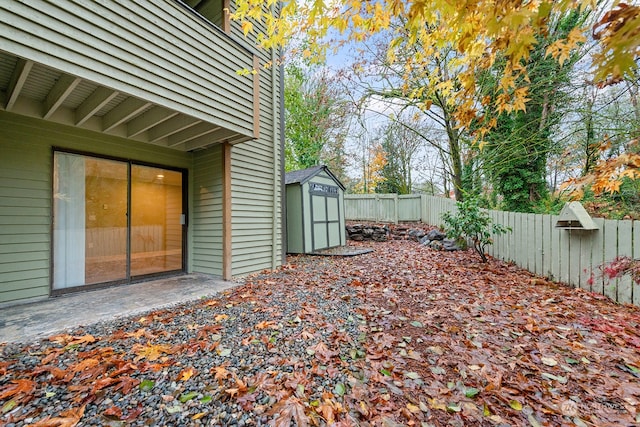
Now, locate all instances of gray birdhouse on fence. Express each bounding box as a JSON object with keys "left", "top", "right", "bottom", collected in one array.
[
  {"left": 285, "top": 165, "right": 346, "bottom": 253},
  {"left": 555, "top": 201, "right": 599, "bottom": 231}
]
